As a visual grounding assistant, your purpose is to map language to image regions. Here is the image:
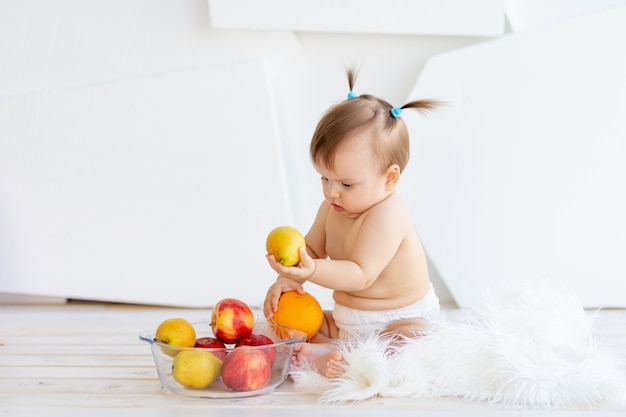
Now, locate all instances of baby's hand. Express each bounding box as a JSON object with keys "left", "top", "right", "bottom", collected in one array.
[
  {"left": 263, "top": 277, "right": 304, "bottom": 320},
  {"left": 266, "top": 247, "right": 315, "bottom": 283}
]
